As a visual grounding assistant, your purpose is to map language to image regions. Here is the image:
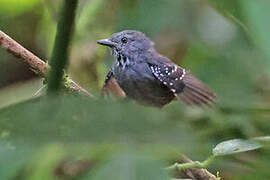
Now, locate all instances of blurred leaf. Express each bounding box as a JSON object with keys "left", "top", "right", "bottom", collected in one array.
[
  {"left": 26, "top": 144, "right": 65, "bottom": 180},
  {"left": 0, "top": 0, "right": 41, "bottom": 16},
  {"left": 213, "top": 139, "right": 262, "bottom": 156},
  {"left": 252, "top": 136, "right": 270, "bottom": 146},
  {"left": 241, "top": 0, "right": 270, "bottom": 70},
  {"left": 252, "top": 136, "right": 270, "bottom": 142},
  {"left": 84, "top": 154, "right": 168, "bottom": 180},
  {"left": 0, "top": 79, "right": 43, "bottom": 109},
  {"left": 0, "top": 141, "right": 33, "bottom": 179},
  {"left": 0, "top": 95, "right": 199, "bottom": 152}
]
